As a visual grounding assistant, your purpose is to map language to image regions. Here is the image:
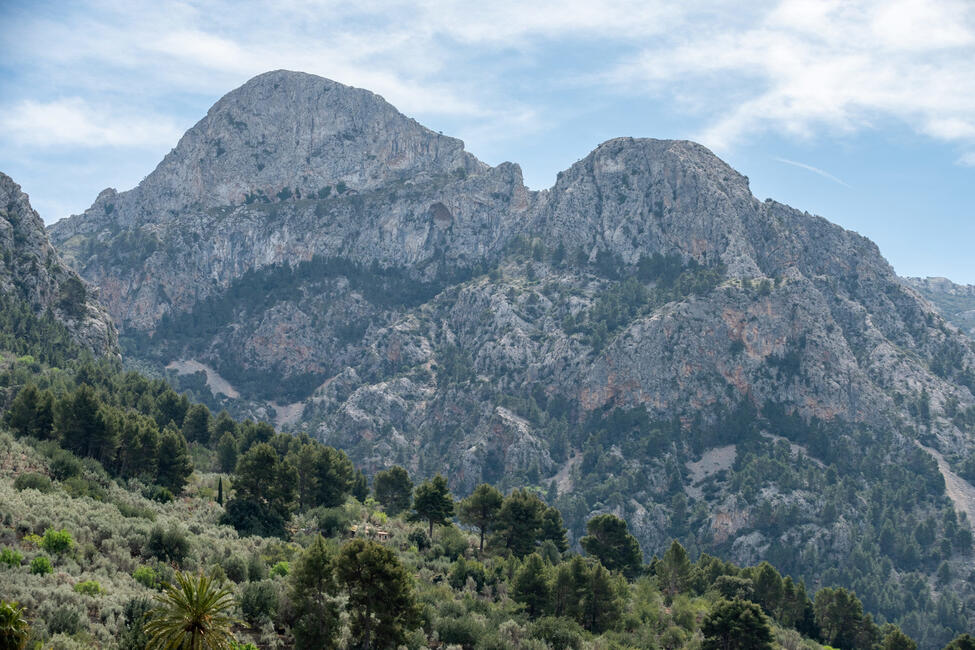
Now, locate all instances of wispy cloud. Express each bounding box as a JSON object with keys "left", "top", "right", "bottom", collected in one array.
[
  {"left": 604, "top": 0, "right": 975, "bottom": 159},
  {"left": 0, "top": 98, "right": 184, "bottom": 149},
  {"left": 3, "top": 0, "right": 974, "bottom": 159},
  {"left": 774, "top": 157, "right": 851, "bottom": 188}
]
